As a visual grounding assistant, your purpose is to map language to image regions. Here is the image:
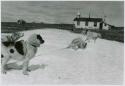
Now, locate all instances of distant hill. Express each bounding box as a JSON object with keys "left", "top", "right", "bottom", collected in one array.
[
  {"left": 1, "top": 22, "right": 74, "bottom": 33},
  {"left": 1, "top": 22, "right": 124, "bottom": 42}
]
